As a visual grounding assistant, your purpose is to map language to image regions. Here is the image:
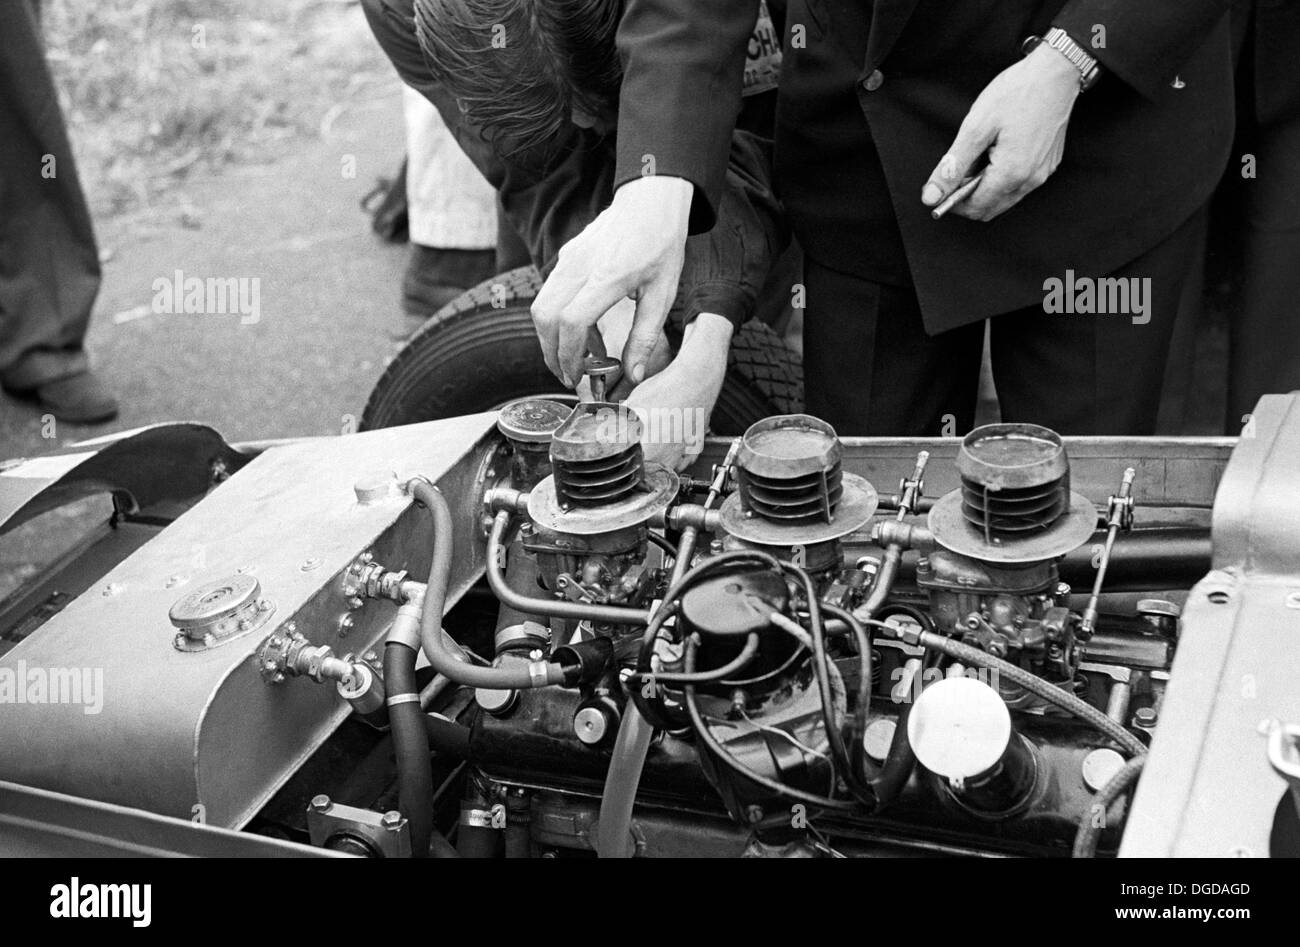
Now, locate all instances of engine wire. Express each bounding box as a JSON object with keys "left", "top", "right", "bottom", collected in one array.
[{"left": 682, "top": 635, "right": 859, "bottom": 812}]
